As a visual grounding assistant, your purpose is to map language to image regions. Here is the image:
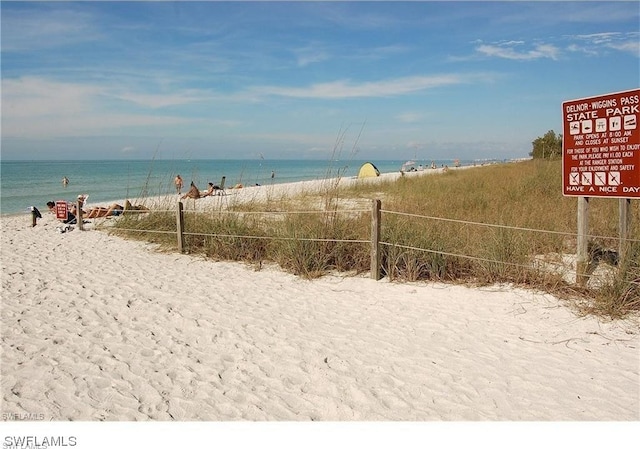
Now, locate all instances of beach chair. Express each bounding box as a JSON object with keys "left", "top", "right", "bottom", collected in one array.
[{"left": 215, "top": 176, "right": 227, "bottom": 196}]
